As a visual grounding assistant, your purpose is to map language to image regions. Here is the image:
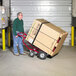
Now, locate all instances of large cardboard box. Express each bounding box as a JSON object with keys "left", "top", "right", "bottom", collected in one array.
[{"left": 26, "top": 19, "right": 68, "bottom": 56}]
